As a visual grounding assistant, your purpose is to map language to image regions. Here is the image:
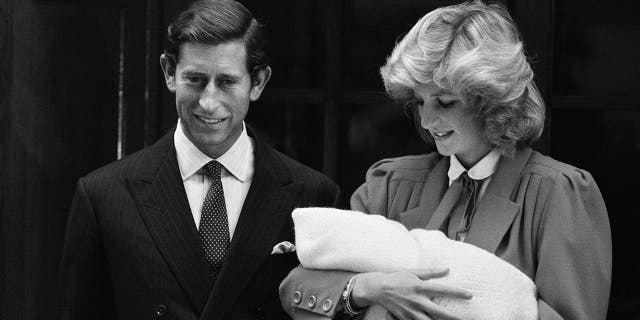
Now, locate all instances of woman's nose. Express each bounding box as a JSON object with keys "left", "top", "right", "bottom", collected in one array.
[{"left": 419, "top": 103, "right": 438, "bottom": 129}]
